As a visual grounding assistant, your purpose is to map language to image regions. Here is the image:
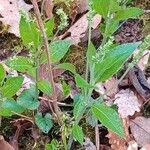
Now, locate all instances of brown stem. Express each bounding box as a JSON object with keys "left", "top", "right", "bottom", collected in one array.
[
  {"left": 31, "top": 0, "right": 62, "bottom": 123},
  {"left": 95, "top": 125, "right": 100, "bottom": 150}
]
